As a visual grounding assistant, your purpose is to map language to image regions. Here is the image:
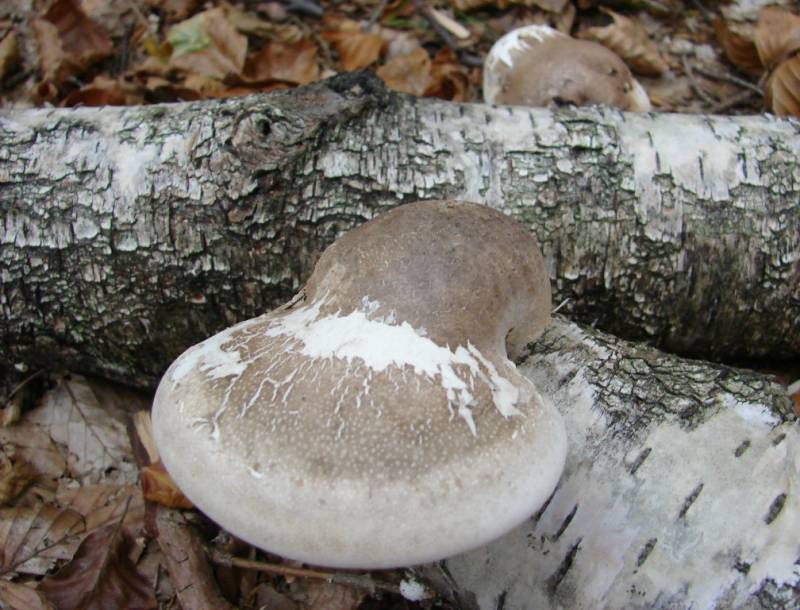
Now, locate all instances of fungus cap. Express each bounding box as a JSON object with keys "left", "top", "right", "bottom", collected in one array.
[
  {"left": 152, "top": 200, "right": 567, "bottom": 568},
  {"left": 484, "top": 24, "right": 651, "bottom": 111}
]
